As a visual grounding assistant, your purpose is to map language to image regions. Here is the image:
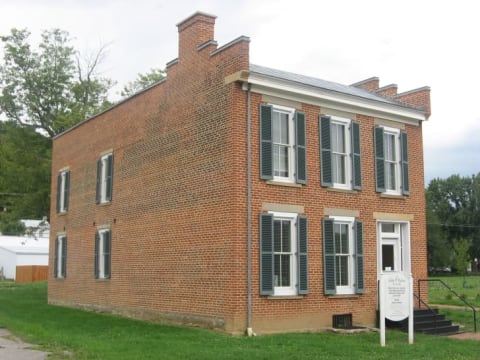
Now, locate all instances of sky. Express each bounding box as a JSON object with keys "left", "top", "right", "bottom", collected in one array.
[{"left": 1, "top": 0, "right": 479, "bottom": 184}]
